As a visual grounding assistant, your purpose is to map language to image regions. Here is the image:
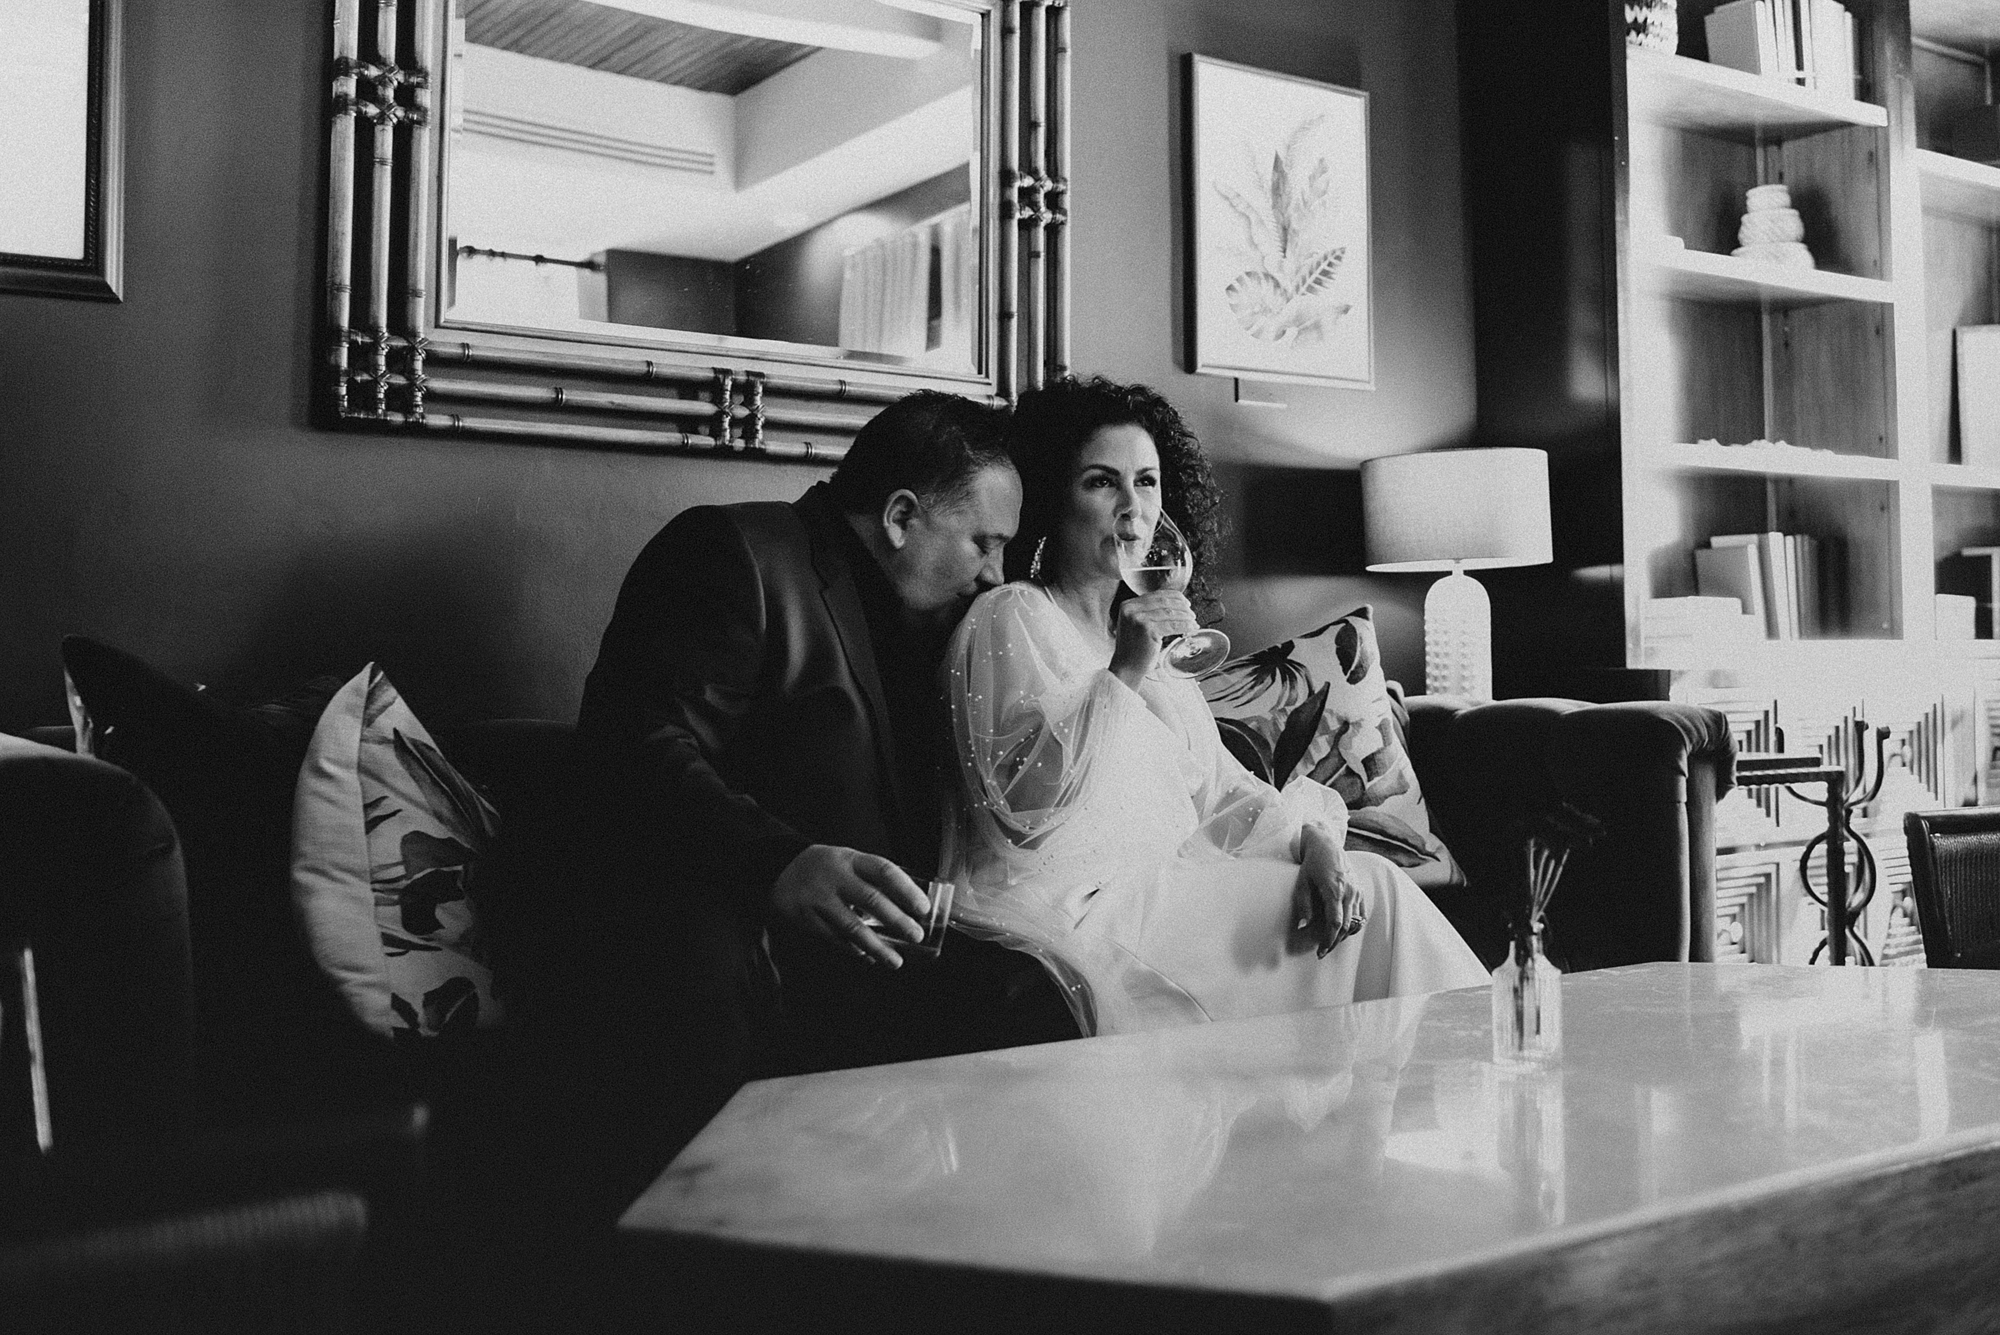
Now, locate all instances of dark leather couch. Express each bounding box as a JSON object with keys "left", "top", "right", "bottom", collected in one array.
[
  {"left": 2, "top": 694, "right": 1732, "bottom": 1327},
  {"left": 1405, "top": 697, "right": 1735, "bottom": 970}
]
